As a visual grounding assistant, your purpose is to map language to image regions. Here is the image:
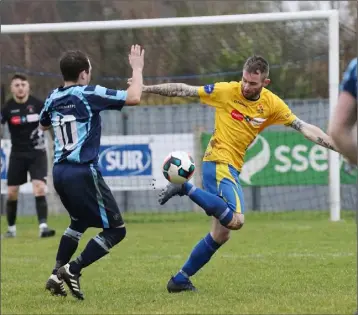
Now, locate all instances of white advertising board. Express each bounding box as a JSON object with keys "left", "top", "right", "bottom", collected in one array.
[{"left": 1, "top": 134, "right": 195, "bottom": 193}]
